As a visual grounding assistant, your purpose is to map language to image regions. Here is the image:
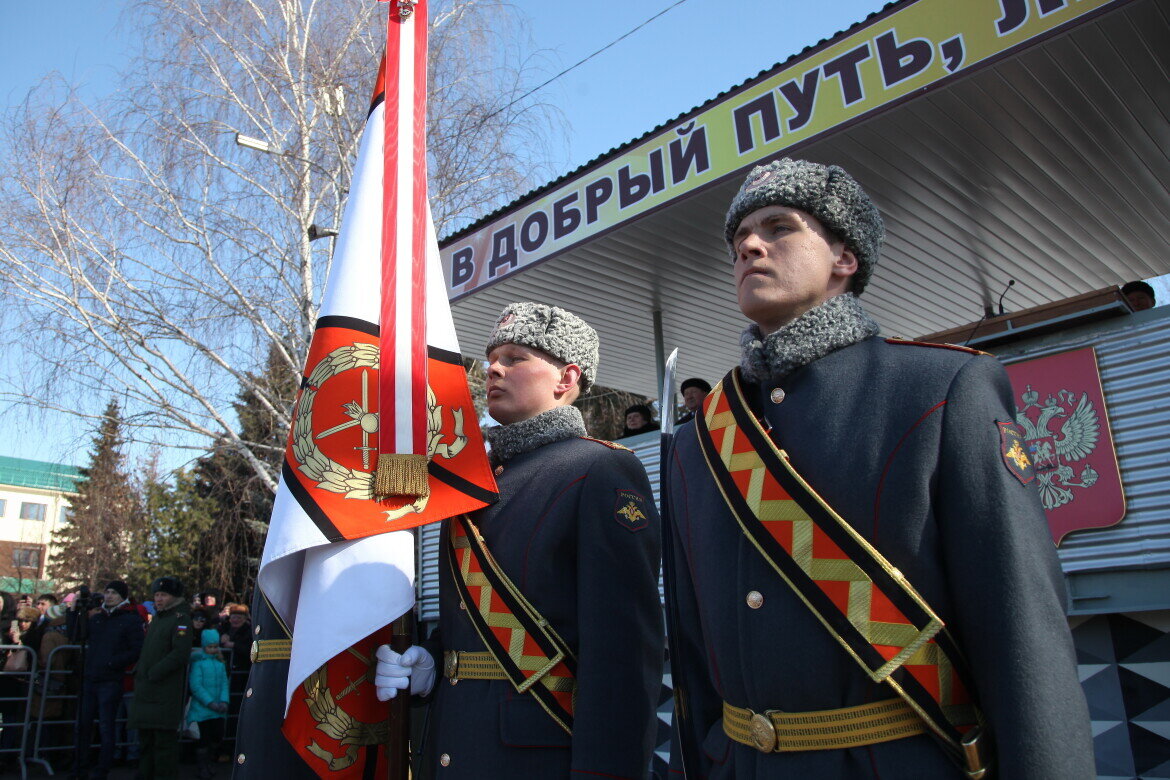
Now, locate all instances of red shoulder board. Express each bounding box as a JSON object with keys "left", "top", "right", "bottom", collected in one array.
[
  {"left": 579, "top": 436, "right": 633, "bottom": 453},
  {"left": 885, "top": 337, "right": 988, "bottom": 356}
]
